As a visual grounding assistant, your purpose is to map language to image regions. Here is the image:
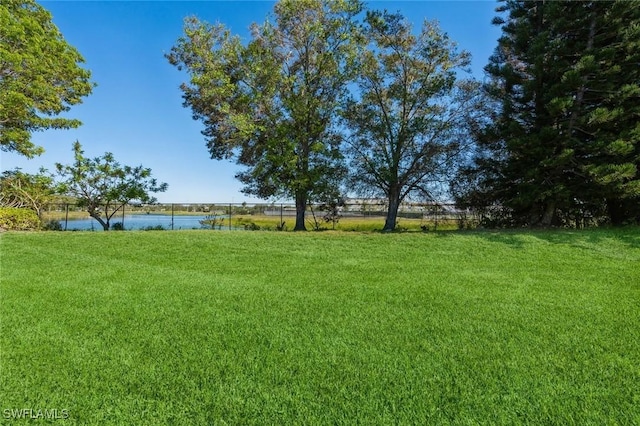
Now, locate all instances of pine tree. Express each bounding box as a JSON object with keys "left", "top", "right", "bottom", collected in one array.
[
  {"left": 570, "top": 2, "right": 640, "bottom": 224},
  {"left": 456, "top": 0, "right": 639, "bottom": 226}
]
